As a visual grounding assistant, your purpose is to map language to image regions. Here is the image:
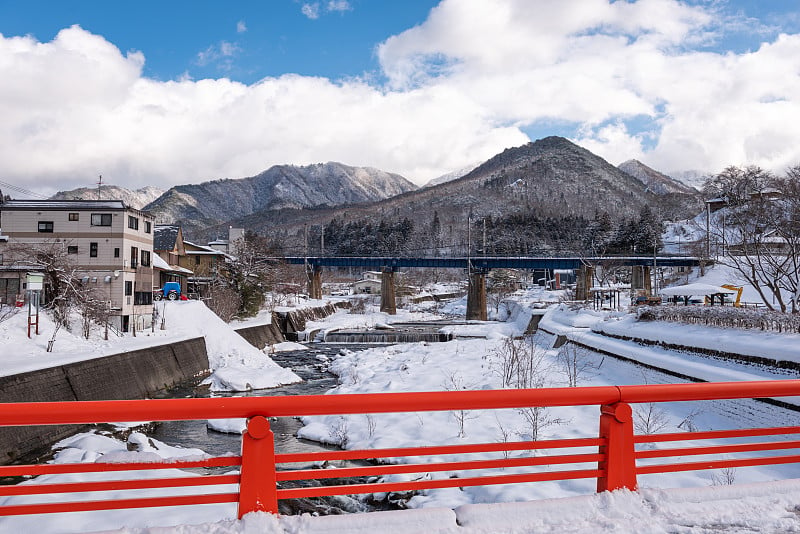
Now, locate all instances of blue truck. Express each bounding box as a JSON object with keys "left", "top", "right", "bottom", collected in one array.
[{"left": 153, "top": 281, "right": 182, "bottom": 301}]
